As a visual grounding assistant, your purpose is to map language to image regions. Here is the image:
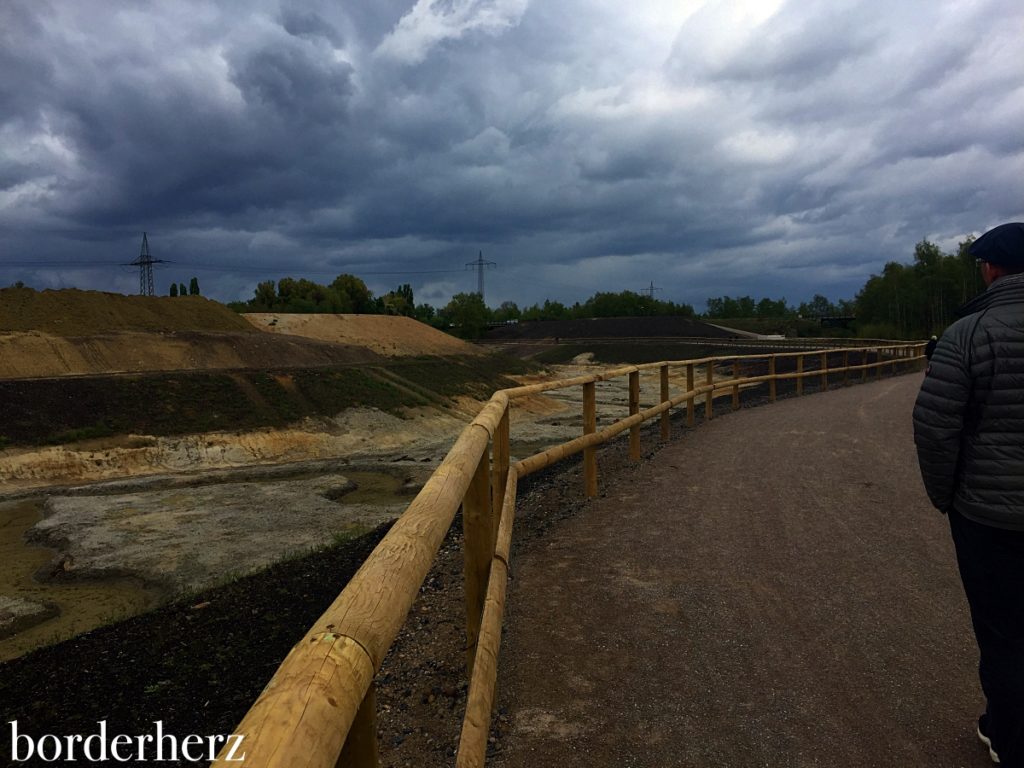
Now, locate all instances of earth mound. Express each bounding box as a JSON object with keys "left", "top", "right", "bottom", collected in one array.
[
  {"left": 484, "top": 316, "right": 738, "bottom": 340},
  {"left": 0, "top": 331, "right": 383, "bottom": 379},
  {"left": 245, "top": 313, "right": 482, "bottom": 357},
  {"left": 0, "top": 287, "right": 254, "bottom": 335}
]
